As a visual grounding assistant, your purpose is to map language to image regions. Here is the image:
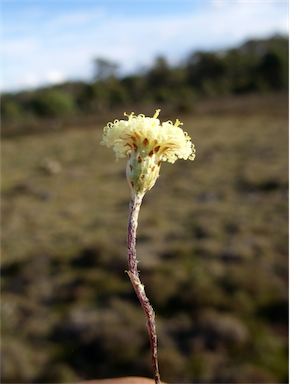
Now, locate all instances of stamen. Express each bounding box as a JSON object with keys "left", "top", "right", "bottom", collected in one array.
[
  {"left": 174, "top": 119, "right": 183, "bottom": 127},
  {"left": 153, "top": 109, "right": 161, "bottom": 119},
  {"left": 124, "top": 112, "right": 135, "bottom": 119}
]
